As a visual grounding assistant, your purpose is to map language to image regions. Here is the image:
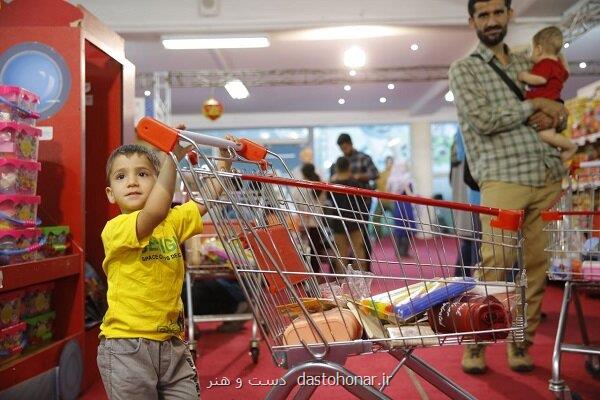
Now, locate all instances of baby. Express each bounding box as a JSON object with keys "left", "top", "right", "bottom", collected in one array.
[{"left": 518, "top": 26, "right": 576, "bottom": 162}]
